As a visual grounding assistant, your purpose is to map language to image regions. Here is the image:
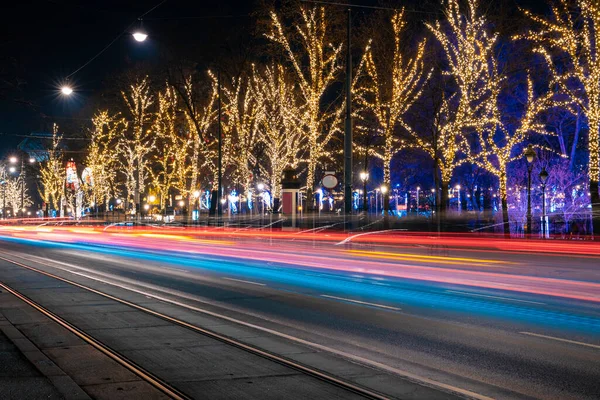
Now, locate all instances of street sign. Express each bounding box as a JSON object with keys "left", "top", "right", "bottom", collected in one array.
[{"left": 322, "top": 173, "right": 338, "bottom": 189}]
